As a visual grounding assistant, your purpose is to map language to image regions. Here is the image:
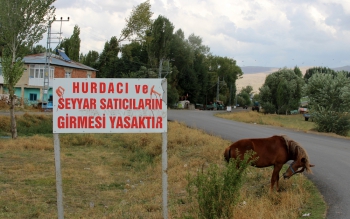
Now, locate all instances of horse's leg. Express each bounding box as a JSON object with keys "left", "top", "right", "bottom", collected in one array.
[{"left": 270, "top": 164, "right": 283, "bottom": 192}]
